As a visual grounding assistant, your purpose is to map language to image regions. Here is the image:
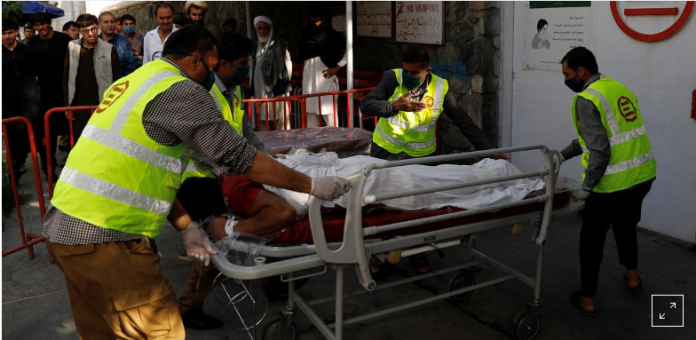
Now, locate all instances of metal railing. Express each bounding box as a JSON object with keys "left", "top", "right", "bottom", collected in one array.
[{"left": 2, "top": 117, "right": 47, "bottom": 259}]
